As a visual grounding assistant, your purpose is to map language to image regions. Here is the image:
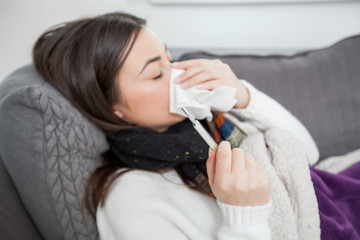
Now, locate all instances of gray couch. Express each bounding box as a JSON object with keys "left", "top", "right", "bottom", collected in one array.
[{"left": 1, "top": 34, "right": 359, "bottom": 240}]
